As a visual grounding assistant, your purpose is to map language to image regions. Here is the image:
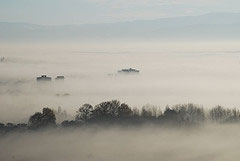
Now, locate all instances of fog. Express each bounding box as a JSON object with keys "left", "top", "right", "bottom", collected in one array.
[
  {"left": 1, "top": 41, "right": 240, "bottom": 123},
  {"left": 1, "top": 41, "right": 240, "bottom": 160},
  {"left": 1, "top": 125, "right": 240, "bottom": 161}
]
